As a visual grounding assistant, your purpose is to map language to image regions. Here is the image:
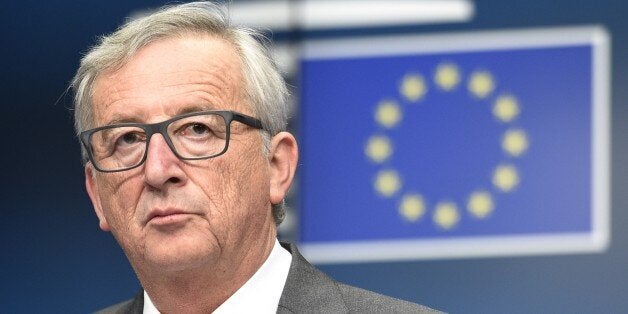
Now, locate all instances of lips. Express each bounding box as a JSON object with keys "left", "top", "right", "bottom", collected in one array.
[{"left": 146, "top": 208, "right": 192, "bottom": 225}]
